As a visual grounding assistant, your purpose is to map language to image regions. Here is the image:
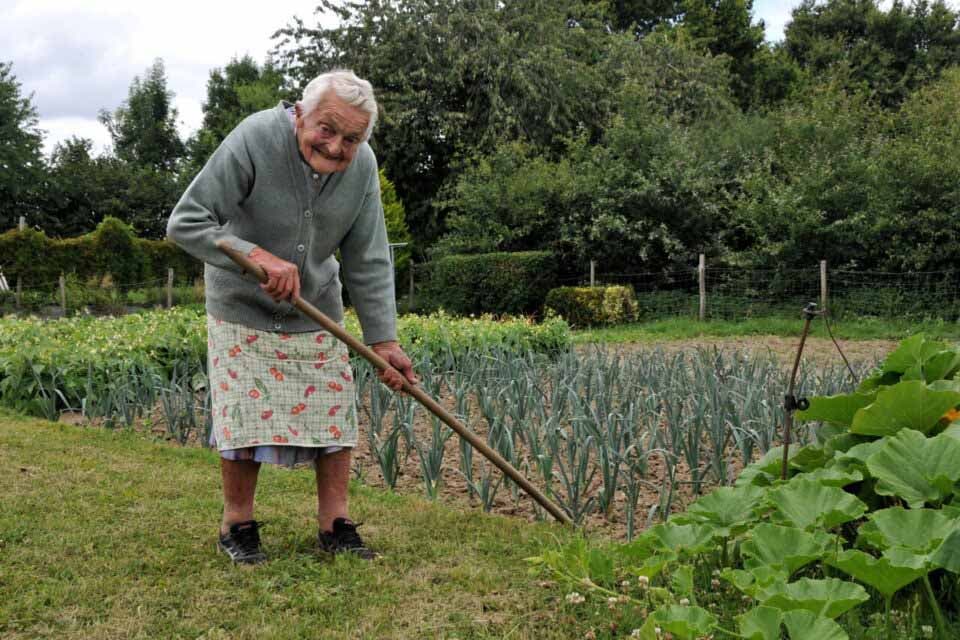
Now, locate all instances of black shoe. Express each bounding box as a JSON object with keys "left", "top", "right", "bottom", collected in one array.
[
  {"left": 318, "top": 517, "right": 379, "bottom": 560},
  {"left": 218, "top": 520, "right": 267, "bottom": 565}
]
